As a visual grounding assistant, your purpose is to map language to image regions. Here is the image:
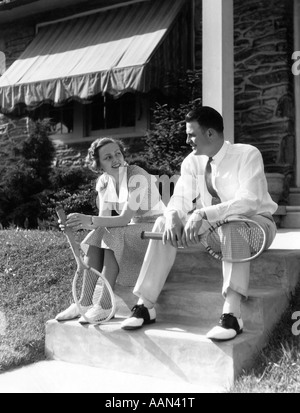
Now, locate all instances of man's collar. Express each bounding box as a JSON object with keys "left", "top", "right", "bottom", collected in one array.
[{"left": 211, "top": 140, "right": 228, "bottom": 165}]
